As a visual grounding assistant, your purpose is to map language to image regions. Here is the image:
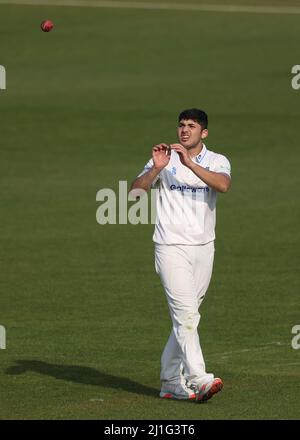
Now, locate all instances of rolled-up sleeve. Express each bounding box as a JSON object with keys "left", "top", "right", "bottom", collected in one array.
[
  {"left": 213, "top": 154, "right": 231, "bottom": 178},
  {"left": 137, "top": 158, "right": 160, "bottom": 186}
]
